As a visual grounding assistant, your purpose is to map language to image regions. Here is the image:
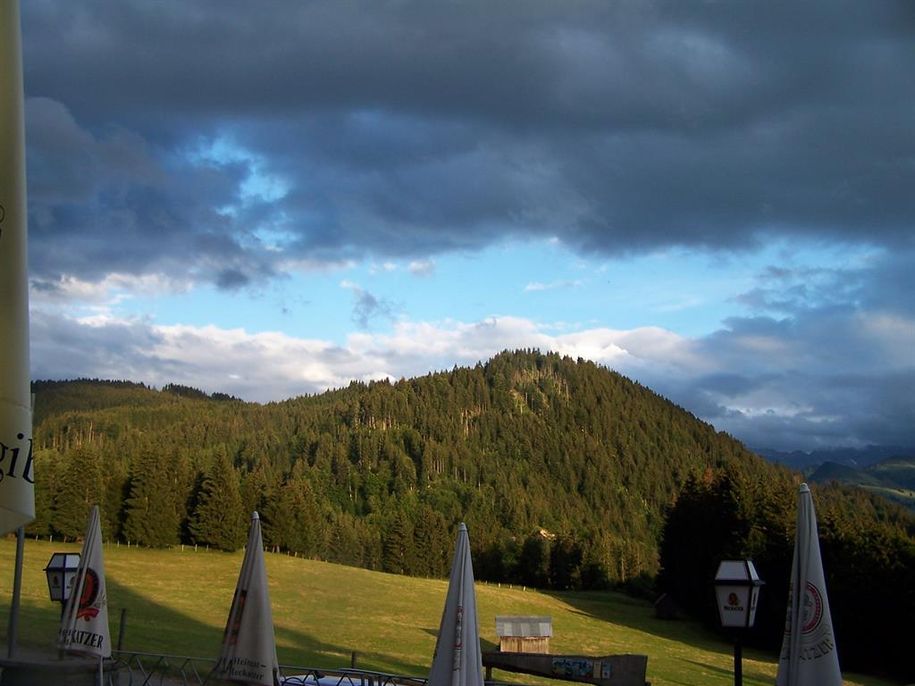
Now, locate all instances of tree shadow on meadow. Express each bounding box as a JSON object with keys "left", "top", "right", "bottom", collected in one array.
[
  {"left": 529, "top": 590, "right": 892, "bottom": 686},
  {"left": 62, "top": 577, "right": 429, "bottom": 677},
  {"left": 502, "top": 589, "right": 791, "bottom": 686},
  {"left": 537, "top": 589, "right": 775, "bottom": 672},
  {"left": 543, "top": 588, "right": 728, "bottom": 646}
]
